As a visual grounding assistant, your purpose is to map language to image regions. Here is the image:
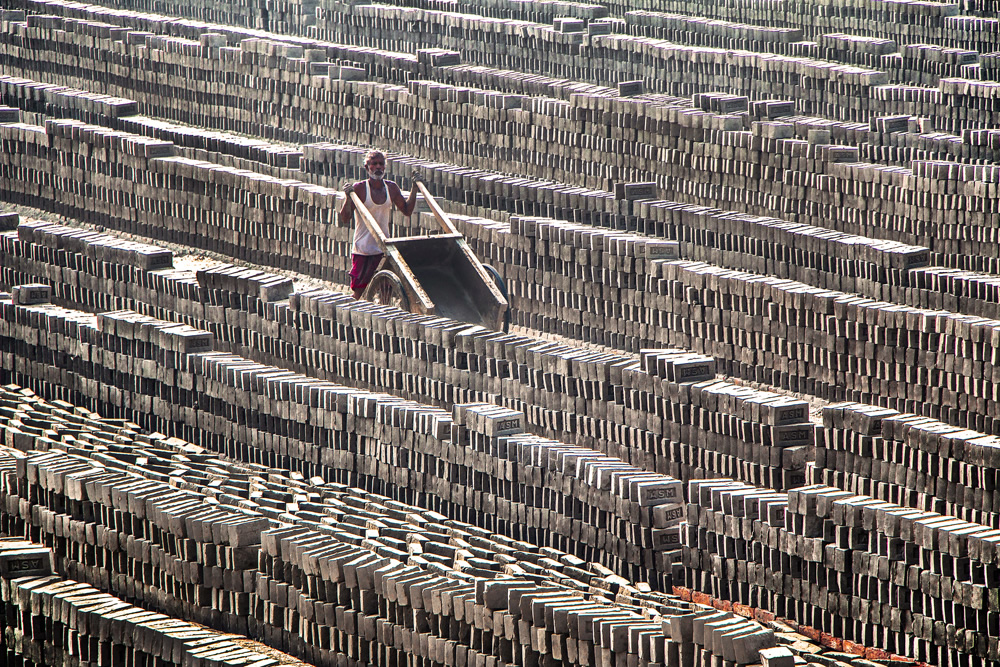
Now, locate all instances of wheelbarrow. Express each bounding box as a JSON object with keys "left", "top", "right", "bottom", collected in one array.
[{"left": 348, "top": 182, "right": 510, "bottom": 332}]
